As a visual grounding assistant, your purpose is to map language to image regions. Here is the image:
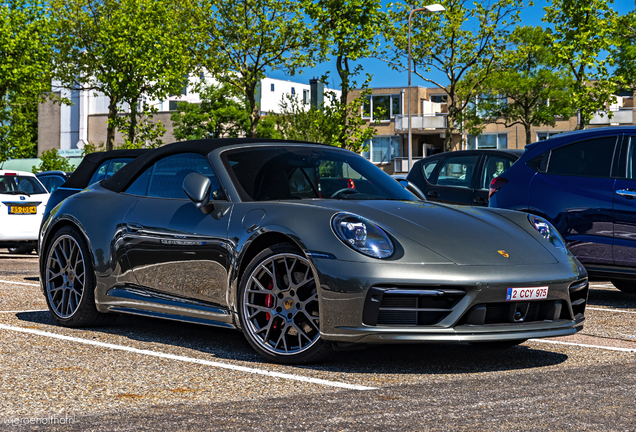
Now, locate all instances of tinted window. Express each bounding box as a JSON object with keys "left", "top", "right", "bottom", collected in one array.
[
  {"left": 223, "top": 147, "right": 416, "bottom": 202},
  {"left": 88, "top": 161, "right": 109, "bottom": 185},
  {"left": 627, "top": 137, "right": 636, "bottom": 179},
  {"left": 40, "top": 175, "right": 66, "bottom": 192},
  {"left": 0, "top": 175, "right": 47, "bottom": 195},
  {"left": 125, "top": 153, "right": 223, "bottom": 200},
  {"left": 481, "top": 155, "right": 514, "bottom": 189},
  {"left": 421, "top": 159, "right": 439, "bottom": 181},
  {"left": 88, "top": 157, "right": 134, "bottom": 186},
  {"left": 433, "top": 155, "right": 480, "bottom": 188},
  {"left": 547, "top": 137, "right": 616, "bottom": 177}
]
